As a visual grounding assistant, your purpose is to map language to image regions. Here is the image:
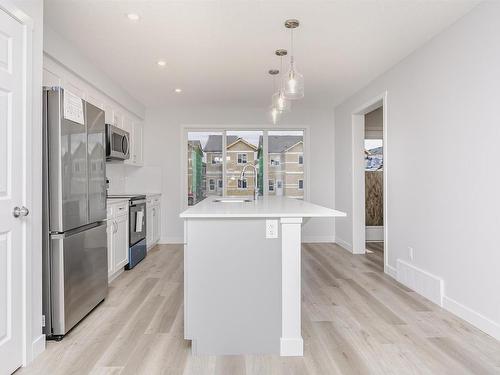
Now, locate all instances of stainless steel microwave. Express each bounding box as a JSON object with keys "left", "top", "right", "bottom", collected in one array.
[{"left": 106, "top": 124, "right": 130, "bottom": 161}]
